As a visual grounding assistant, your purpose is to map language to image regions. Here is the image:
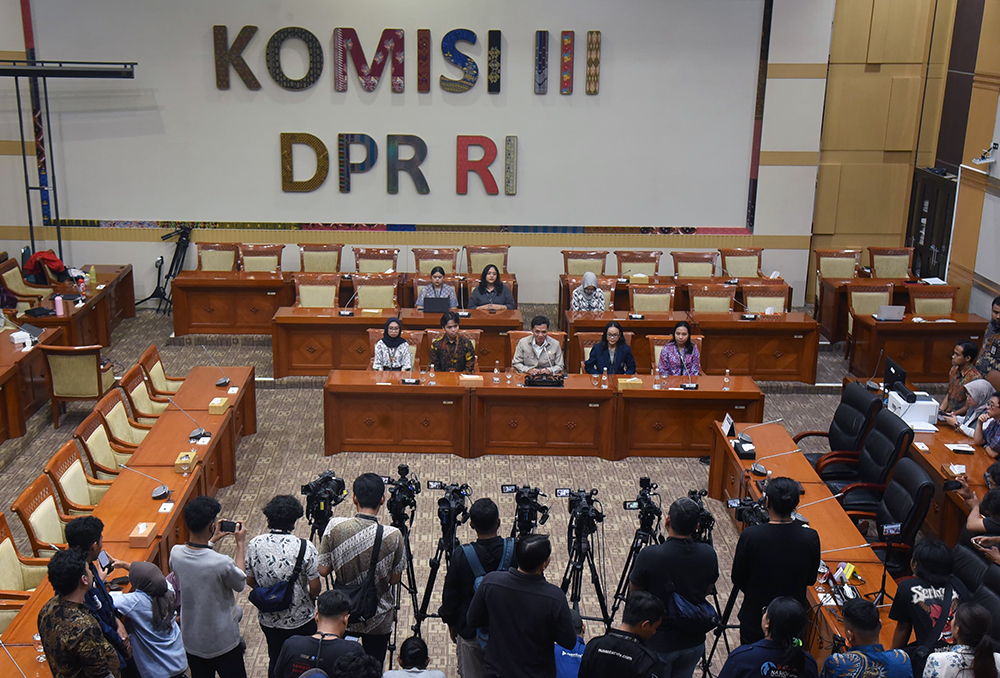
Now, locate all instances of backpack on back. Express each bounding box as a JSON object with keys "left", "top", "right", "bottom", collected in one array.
[{"left": 463, "top": 538, "right": 514, "bottom": 649}]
